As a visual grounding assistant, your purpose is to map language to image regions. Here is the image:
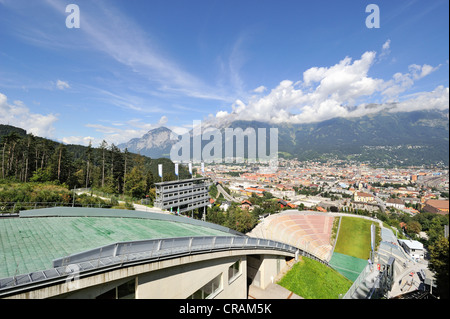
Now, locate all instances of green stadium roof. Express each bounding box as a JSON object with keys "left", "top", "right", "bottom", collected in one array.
[{"left": 0, "top": 207, "right": 237, "bottom": 279}]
